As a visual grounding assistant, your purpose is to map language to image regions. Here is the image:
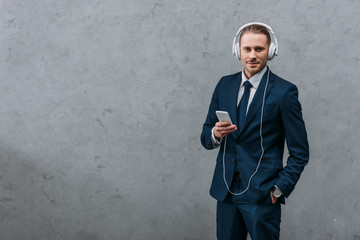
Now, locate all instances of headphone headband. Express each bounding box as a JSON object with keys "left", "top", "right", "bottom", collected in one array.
[{"left": 232, "top": 22, "right": 278, "bottom": 60}]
